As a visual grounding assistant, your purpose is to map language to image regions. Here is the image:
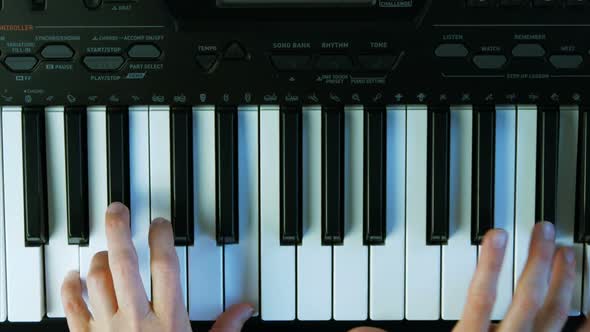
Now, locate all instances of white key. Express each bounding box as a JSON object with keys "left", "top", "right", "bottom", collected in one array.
[
  {"left": 225, "top": 106, "right": 260, "bottom": 312},
  {"left": 79, "top": 106, "right": 109, "bottom": 303},
  {"left": 297, "top": 106, "right": 332, "bottom": 321},
  {"left": 260, "top": 105, "right": 296, "bottom": 320},
  {"left": 369, "top": 106, "right": 405, "bottom": 320},
  {"left": 148, "top": 106, "right": 187, "bottom": 307},
  {"left": 514, "top": 106, "right": 537, "bottom": 289},
  {"left": 129, "top": 106, "right": 152, "bottom": 299},
  {"left": 441, "top": 106, "right": 476, "bottom": 320},
  {"left": 333, "top": 106, "right": 368, "bottom": 320},
  {"left": 405, "top": 105, "right": 440, "bottom": 320},
  {"left": 45, "top": 107, "right": 79, "bottom": 317},
  {"left": 3, "top": 107, "right": 44, "bottom": 322},
  {"left": 585, "top": 245, "right": 590, "bottom": 315},
  {"left": 491, "top": 105, "right": 516, "bottom": 320},
  {"left": 556, "top": 106, "right": 582, "bottom": 315},
  {"left": 0, "top": 108, "right": 6, "bottom": 322},
  {"left": 188, "top": 106, "right": 223, "bottom": 320}
]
